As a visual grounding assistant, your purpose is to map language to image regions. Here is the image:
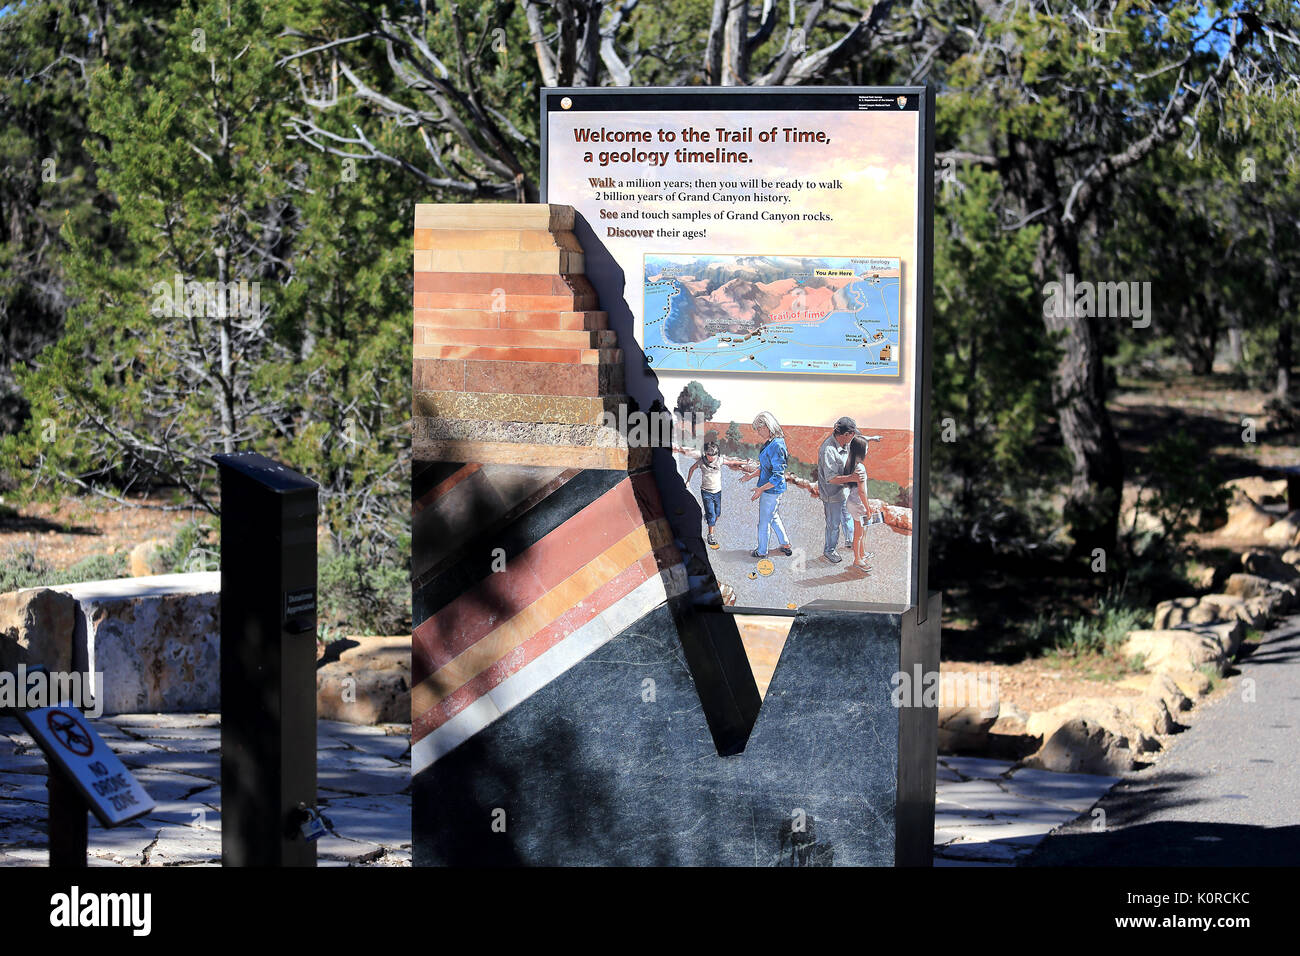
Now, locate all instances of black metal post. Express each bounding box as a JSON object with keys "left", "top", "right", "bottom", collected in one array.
[
  {"left": 215, "top": 452, "right": 319, "bottom": 867},
  {"left": 47, "top": 766, "right": 88, "bottom": 868}
]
